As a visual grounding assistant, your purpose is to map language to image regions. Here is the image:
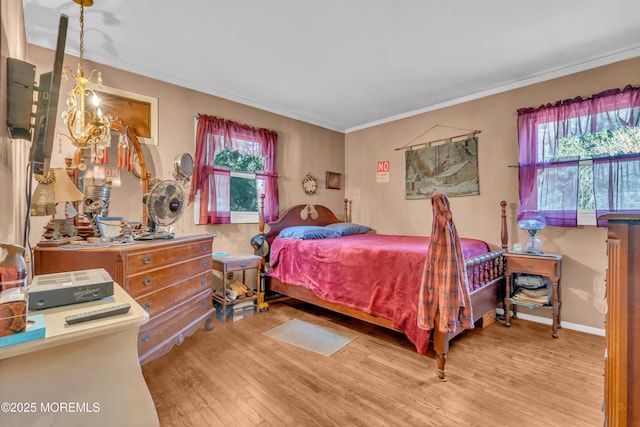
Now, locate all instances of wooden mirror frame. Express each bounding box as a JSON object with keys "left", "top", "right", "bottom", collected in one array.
[{"left": 72, "top": 120, "right": 152, "bottom": 225}]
